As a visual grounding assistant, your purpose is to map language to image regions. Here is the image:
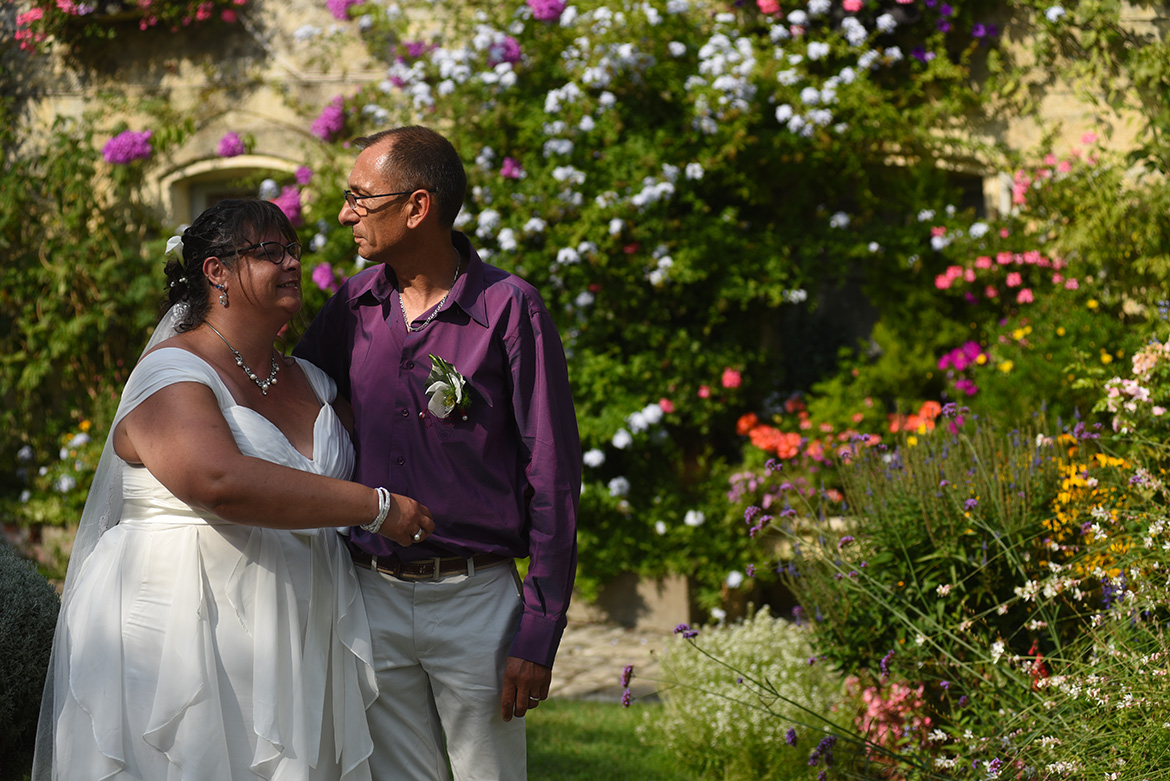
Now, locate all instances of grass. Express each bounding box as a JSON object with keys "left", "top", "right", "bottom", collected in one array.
[{"left": 527, "top": 699, "right": 703, "bottom": 780}]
